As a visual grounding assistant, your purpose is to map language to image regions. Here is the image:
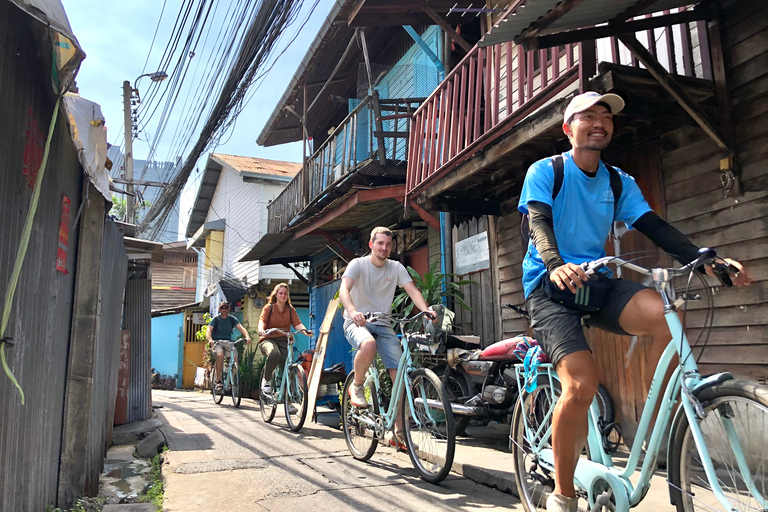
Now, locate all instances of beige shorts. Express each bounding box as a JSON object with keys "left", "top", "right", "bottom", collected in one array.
[{"left": 211, "top": 340, "right": 237, "bottom": 360}]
